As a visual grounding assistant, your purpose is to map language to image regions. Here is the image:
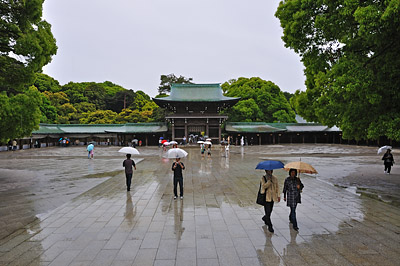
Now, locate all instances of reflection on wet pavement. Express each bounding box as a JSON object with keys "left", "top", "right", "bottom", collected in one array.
[{"left": 0, "top": 144, "right": 399, "bottom": 265}]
